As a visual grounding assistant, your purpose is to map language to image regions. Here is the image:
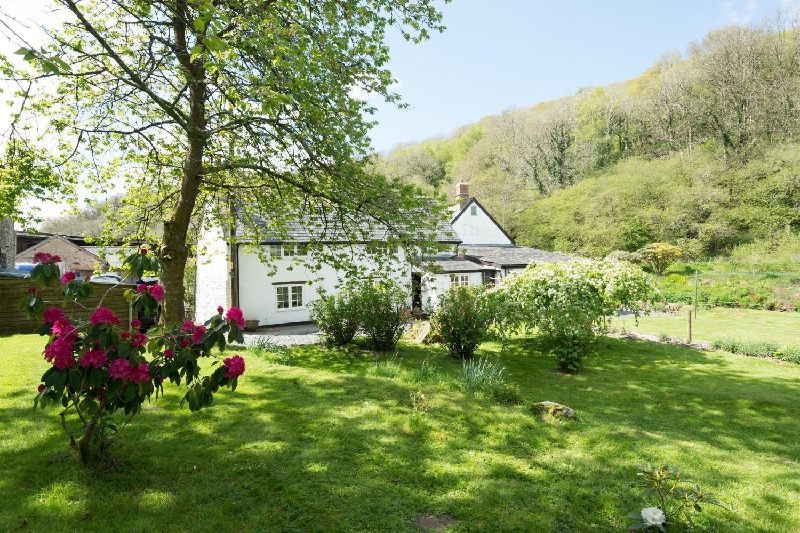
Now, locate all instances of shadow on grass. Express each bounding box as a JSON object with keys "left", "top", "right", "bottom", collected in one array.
[{"left": 1, "top": 335, "right": 799, "bottom": 532}]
